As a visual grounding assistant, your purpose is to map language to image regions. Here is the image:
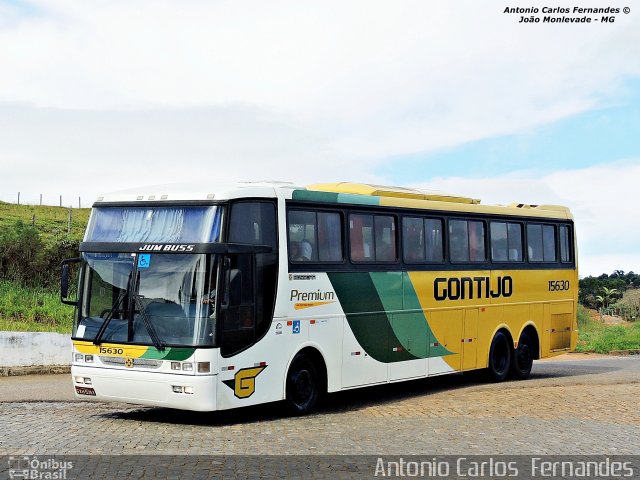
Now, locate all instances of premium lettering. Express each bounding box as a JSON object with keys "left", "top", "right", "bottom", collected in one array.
[{"left": 290, "top": 289, "right": 335, "bottom": 302}]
